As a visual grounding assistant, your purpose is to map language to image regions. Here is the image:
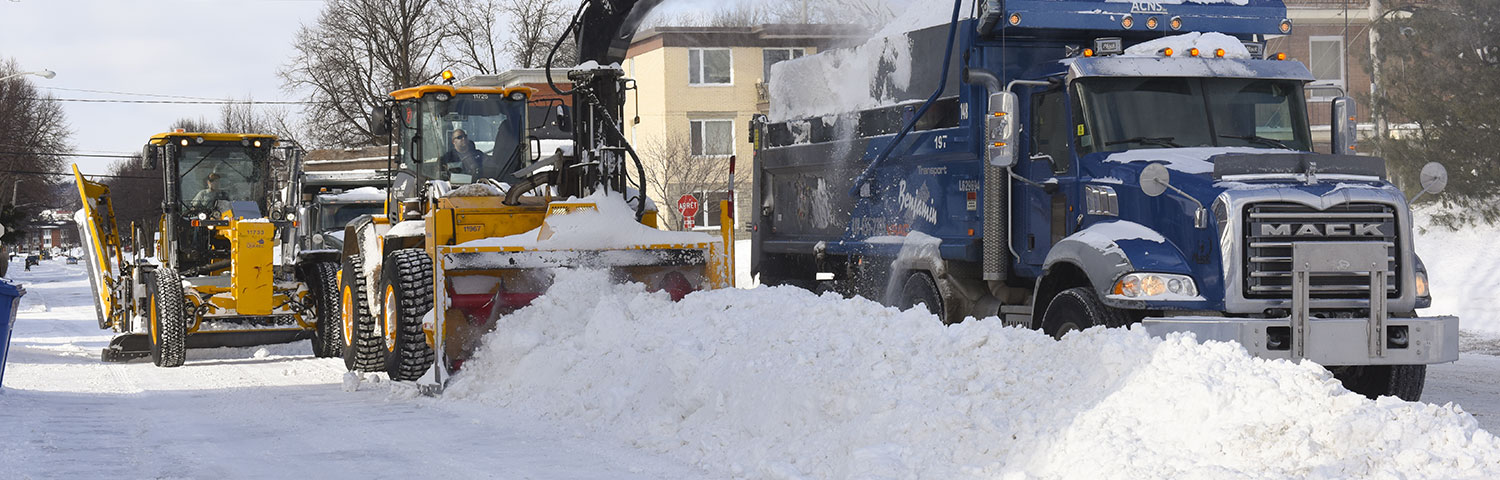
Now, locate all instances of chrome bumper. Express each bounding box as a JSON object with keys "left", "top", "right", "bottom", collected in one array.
[{"left": 1140, "top": 314, "right": 1458, "bottom": 365}]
